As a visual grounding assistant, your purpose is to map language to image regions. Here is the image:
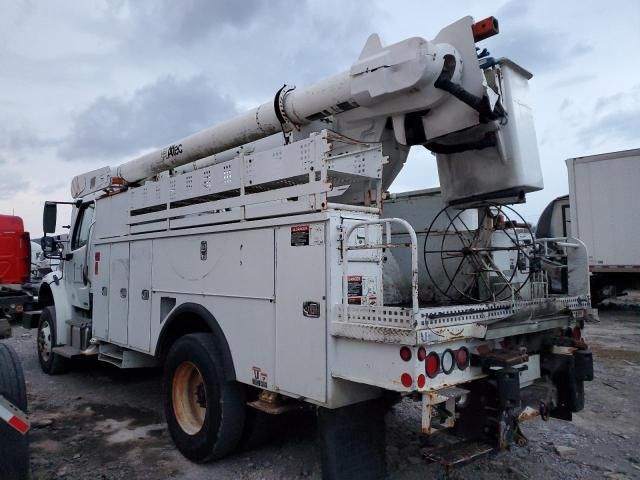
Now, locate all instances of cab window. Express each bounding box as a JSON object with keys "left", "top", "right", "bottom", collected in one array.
[{"left": 71, "top": 203, "right": 94, "bottom": 250}]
